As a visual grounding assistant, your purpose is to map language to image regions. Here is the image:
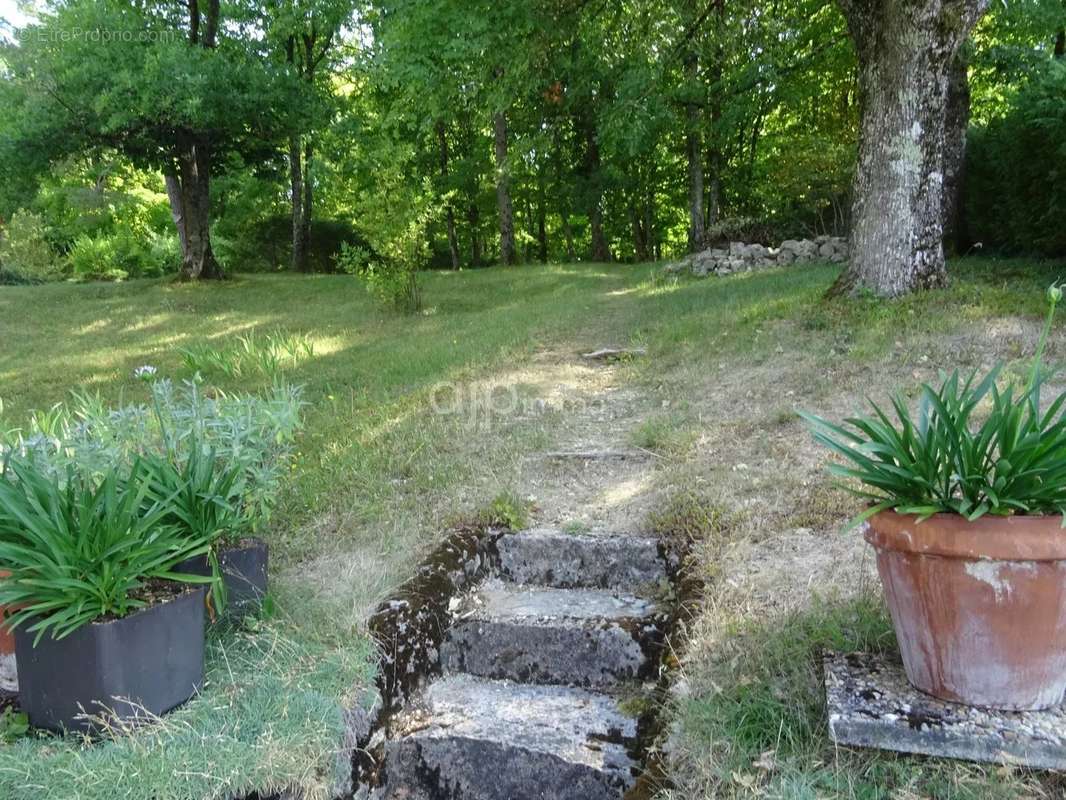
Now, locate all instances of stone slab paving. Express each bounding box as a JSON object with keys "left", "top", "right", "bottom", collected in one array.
[
  {"left": 454, "top": 580, "right": 659, "bottom": 621},
  {"left": 372, "top": 529, "right": 668, "bottom": 798},
  {"left": 441, "top": 580, "right": 664, "bottom": 688},
  {"left": 497, "top": 529, "right": 670, "bottom": 592},
  {"left": 825, "top": 651, "right": 1066, "bottom": 770},
  {"left": 377, "top": 675, "right": 638, "bottom": 800}
]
